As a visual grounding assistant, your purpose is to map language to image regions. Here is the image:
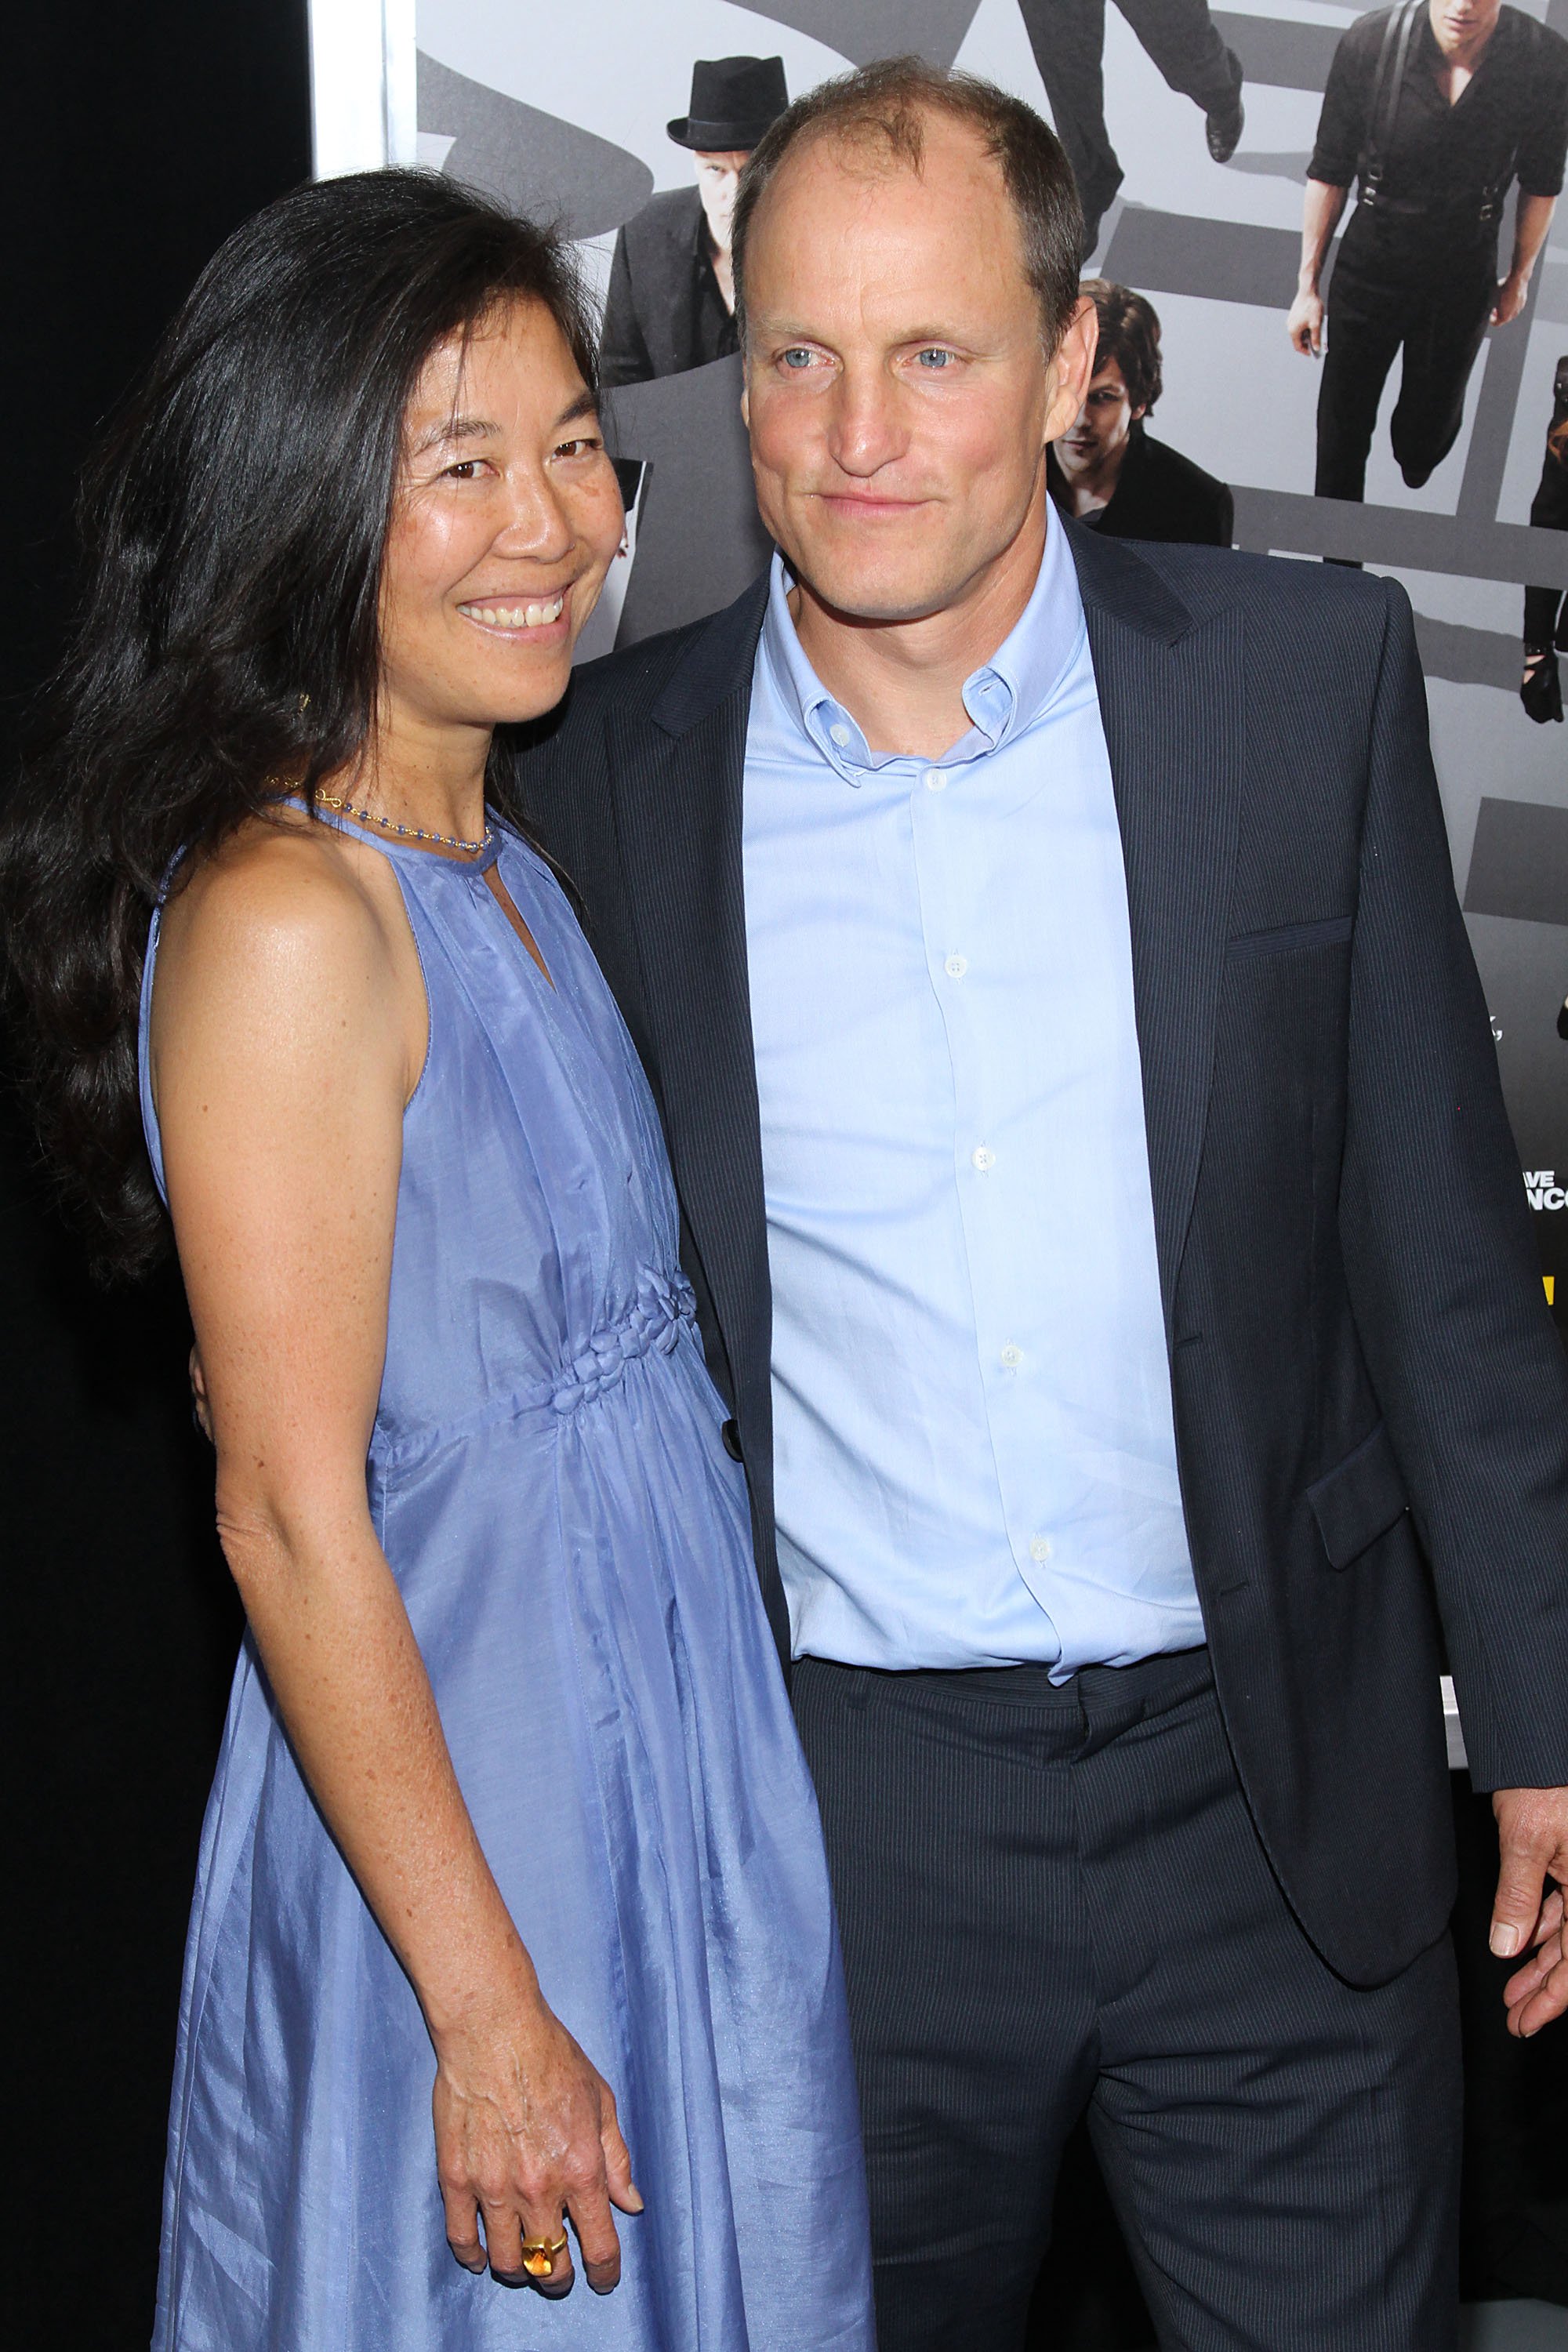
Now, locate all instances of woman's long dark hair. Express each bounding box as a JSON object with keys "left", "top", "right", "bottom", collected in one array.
[{"left": 0, "top": 169, "right": 597, "bottom": 1280}]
